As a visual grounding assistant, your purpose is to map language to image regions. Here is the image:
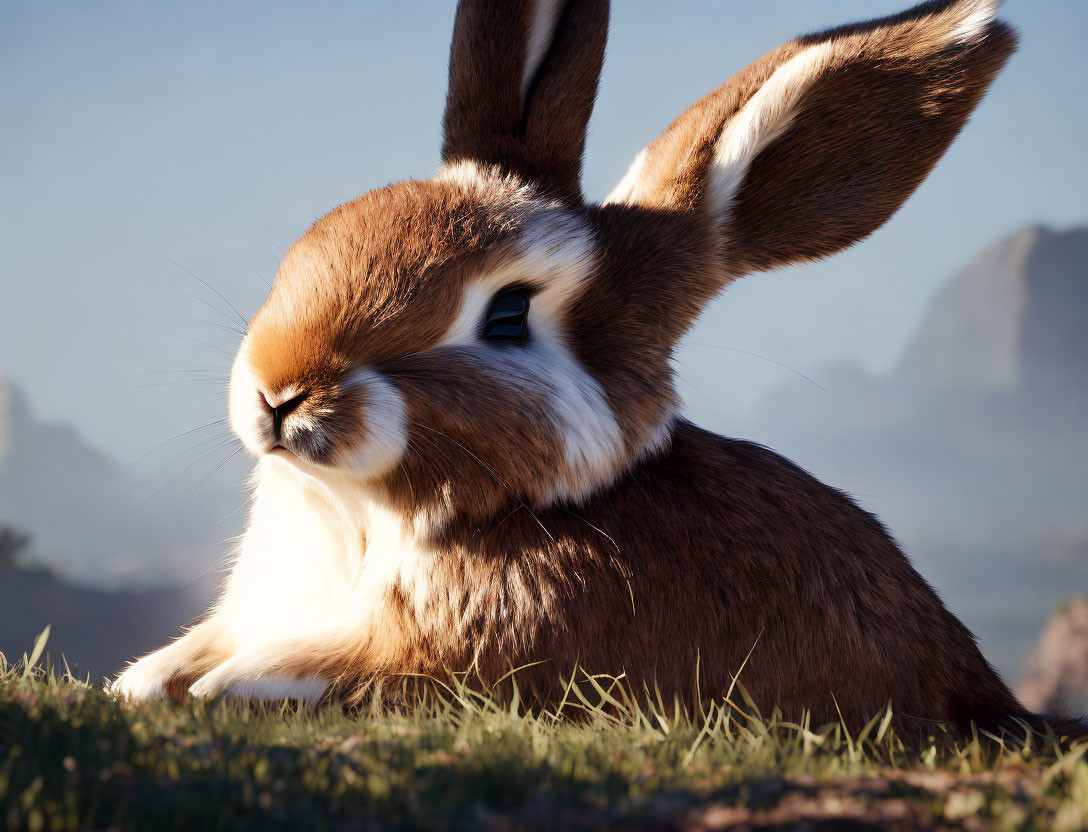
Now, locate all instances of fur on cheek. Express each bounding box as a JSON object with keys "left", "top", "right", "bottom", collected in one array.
[
  {"left": 339, "top": 370, "right": 410, "bottom": 478},
  {"left": 386, "top": 339, "right": 628, "bottom": 517},
  {"left": 488, "top": 338, "right": 625, "bottom": 505}
]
